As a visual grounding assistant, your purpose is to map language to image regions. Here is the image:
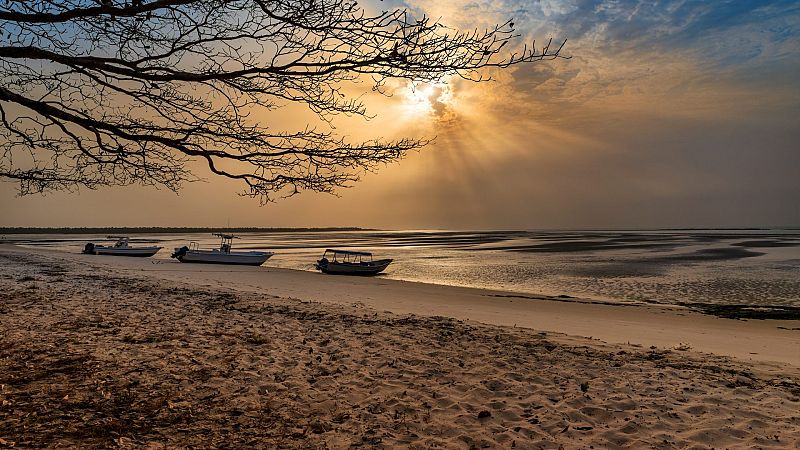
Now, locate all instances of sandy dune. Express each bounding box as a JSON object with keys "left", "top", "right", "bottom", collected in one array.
[{"left": 1, "top": 246, "right": 799, "bottom": 448}]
